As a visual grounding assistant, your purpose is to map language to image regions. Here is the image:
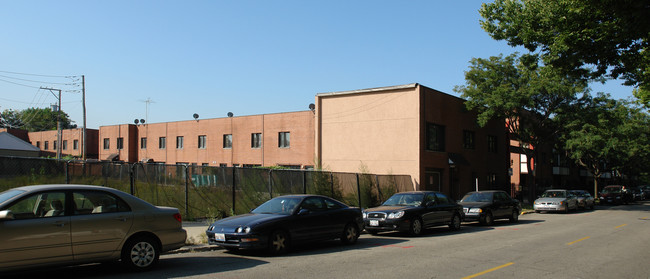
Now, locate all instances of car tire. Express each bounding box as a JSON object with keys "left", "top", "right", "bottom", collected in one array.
[
  {"left": 480, "top": 211, "right": 494, "bottom": 226},
  {"left": 509, "top": 209, "right": 519, "bottom": 223},
  {"left": 341, "top": 223, "right": 360, "bottom": 245},
  {"left": 121, "top": 236, "right": 160, "bottom": 271},
  {"left": 409, "top": 217, "right": 423, "bottom": 236},
  {"left": 449, "top": 214, "right": 461, "bottom": 231},
  {"left": 590, "top": 203, "right": 594, "bottom": 210},
  {"left": 268, "top": 230, "right": 289, "bottom": 255},
  {"left": 535, "top": 210, "right": 541, "bottom": 213}
]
